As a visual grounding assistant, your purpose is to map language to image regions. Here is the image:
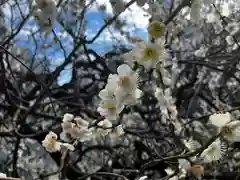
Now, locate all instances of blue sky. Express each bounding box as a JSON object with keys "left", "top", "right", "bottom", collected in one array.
[{"left": 1, "top": 0, "right": 151, "bottom": 85}]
